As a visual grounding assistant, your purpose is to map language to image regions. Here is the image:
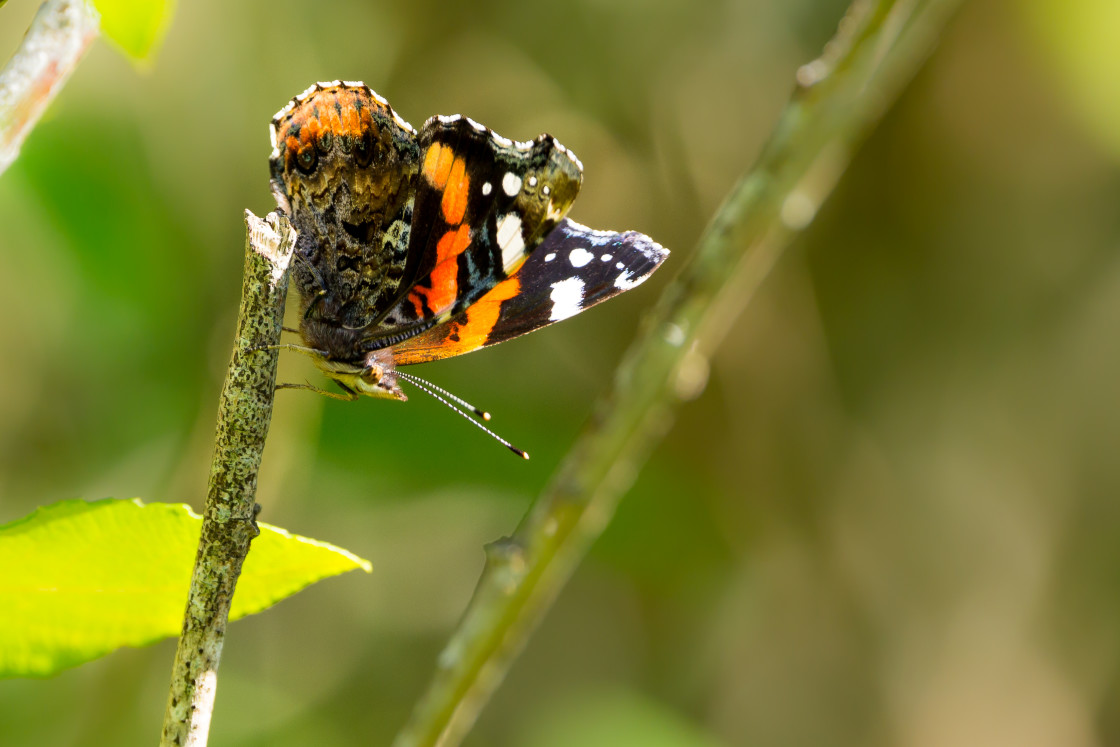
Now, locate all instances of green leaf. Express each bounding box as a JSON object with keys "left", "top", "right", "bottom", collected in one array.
[
  {"left": 0, "top": 498, "right": 370, "bottom": 678},
  {"left": 91, "top": 0, "right": 175, "bottom": 63}
]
